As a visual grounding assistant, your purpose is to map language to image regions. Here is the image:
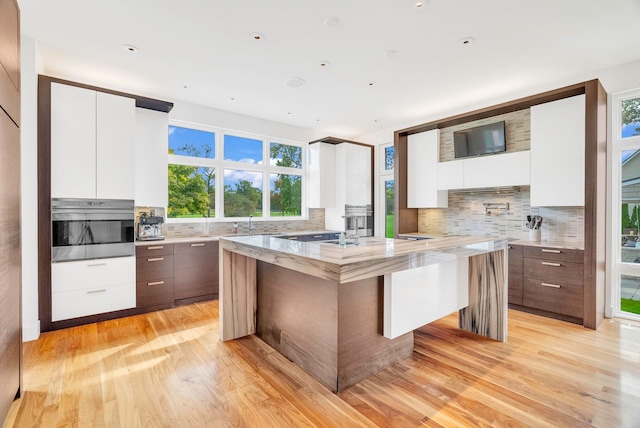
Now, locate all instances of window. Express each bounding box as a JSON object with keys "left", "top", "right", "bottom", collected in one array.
[
  {"left": 379, "top": 144, "right": 395, "bottom": 238},
  {"left": 168, "top": 122, "right": 306, "bottom": 220}
]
